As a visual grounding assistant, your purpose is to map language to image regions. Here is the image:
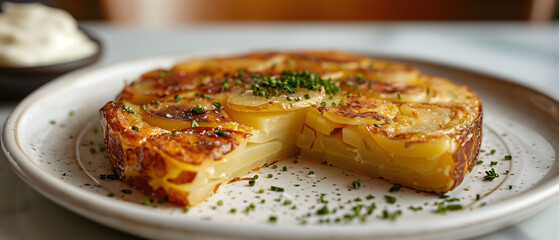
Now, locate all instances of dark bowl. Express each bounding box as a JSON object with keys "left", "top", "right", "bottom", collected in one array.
[{"left": 0, "top": 27, "right": 102, "bottom": 100}]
